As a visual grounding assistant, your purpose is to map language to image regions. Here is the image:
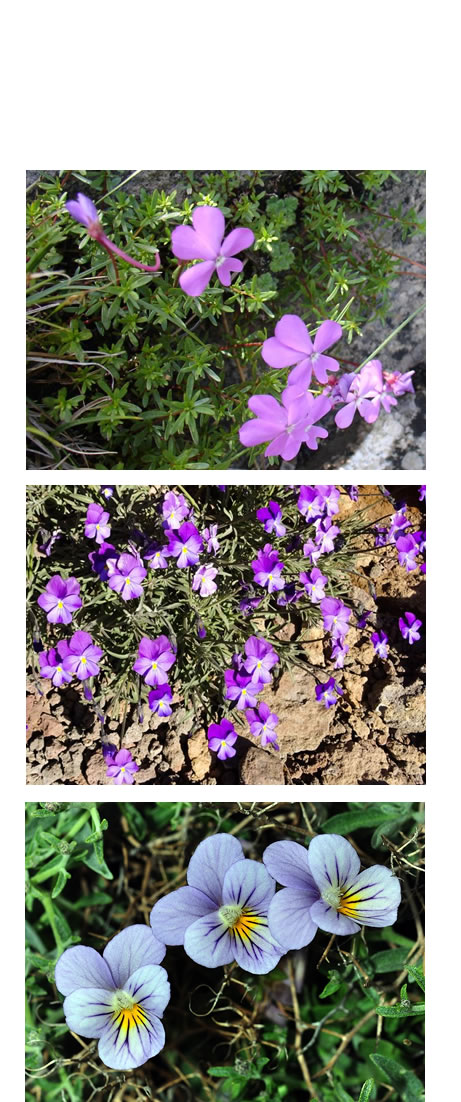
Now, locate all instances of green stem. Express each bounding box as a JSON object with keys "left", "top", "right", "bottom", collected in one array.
[{"left": 40, "top": 892, "right": 64, "bottom": 954}]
